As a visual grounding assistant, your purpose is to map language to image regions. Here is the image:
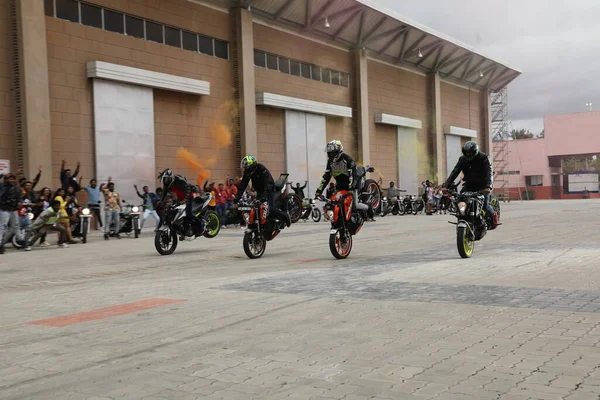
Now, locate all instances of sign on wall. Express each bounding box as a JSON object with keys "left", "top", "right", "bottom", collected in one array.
[{"left": 0, "top": 159, "right": 10, "bottom": 174}]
